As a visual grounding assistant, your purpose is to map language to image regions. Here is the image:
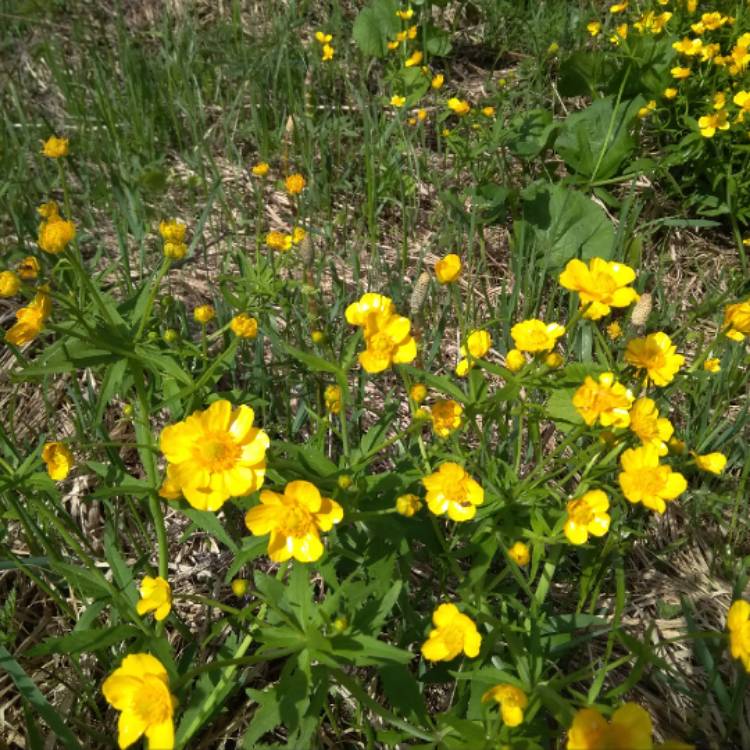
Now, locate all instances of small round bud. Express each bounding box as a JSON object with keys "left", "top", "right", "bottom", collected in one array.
[
  {"left": 122, "top": 404, "right": 134, "bottom": 418},
  {"left": 163, "top": 329, "right": 179, "bottom": 344},
  {"left": 312, "top": 330, "right": 326, "bottom": 344},
  {"left": 333, "top": 616, "right": 348, "bottom": 633},
  {"left": 337, "top": 474, "right": 352, "bottom": 490},
  {"left": 231, "top": 579, "right": 249, "bottom": 596}
]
